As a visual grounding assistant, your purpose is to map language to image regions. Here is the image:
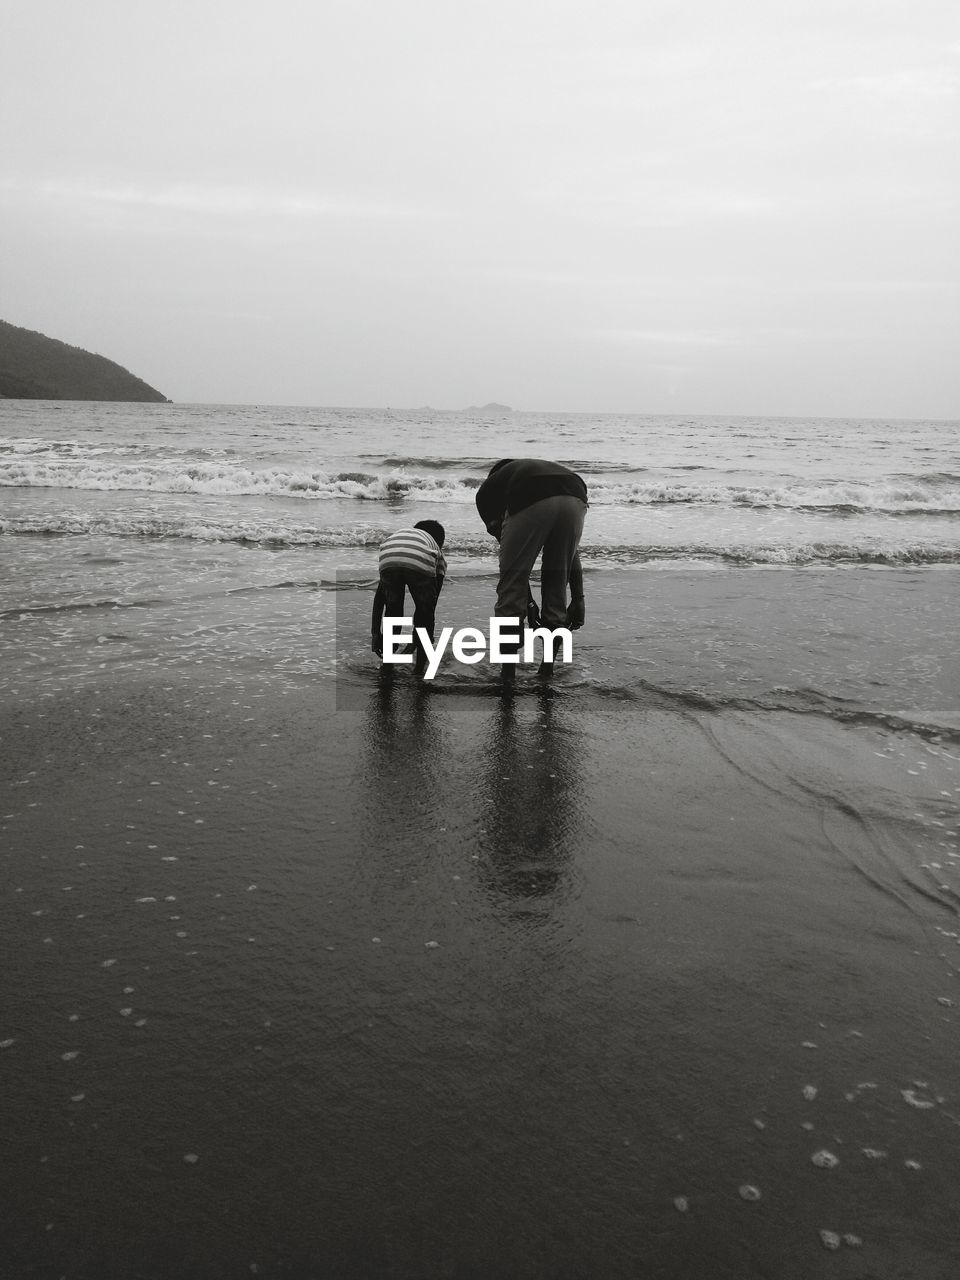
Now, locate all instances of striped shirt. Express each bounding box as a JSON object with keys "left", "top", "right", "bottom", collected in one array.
[{"left": 378, "top": 528, "right": 447, "bottom": 579}]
